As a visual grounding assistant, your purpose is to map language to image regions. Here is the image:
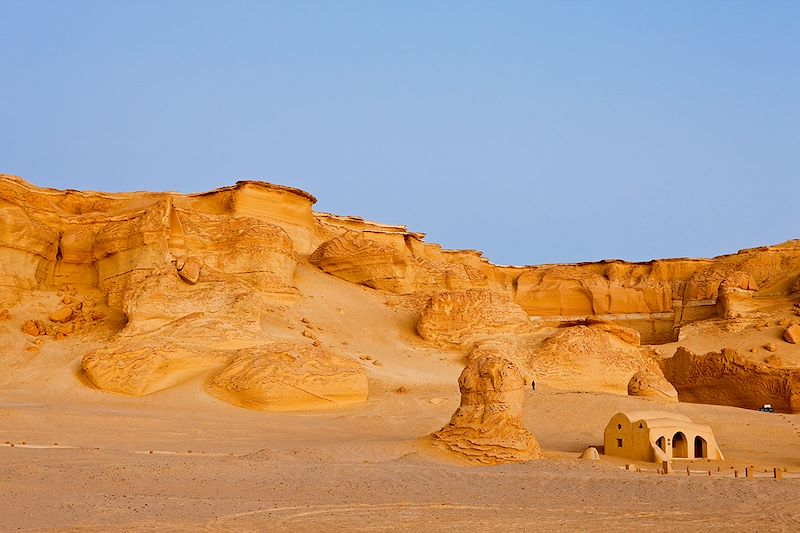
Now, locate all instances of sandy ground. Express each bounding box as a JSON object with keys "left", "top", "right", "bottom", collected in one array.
[{"left": 1, "top": 381, "right": 799, "bottom": 532}]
